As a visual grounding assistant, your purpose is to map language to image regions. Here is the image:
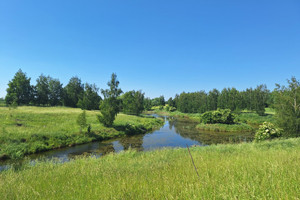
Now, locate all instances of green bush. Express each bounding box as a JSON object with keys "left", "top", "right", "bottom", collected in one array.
[
  {"left": 76, "top": 110, "right": 87, "bottom": 133},
  {"left": 254, "top": 122, "right": 282, "bottom": 142},
  {"left": 201, "top": 109, "right": 235, "bottom": 124}
]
